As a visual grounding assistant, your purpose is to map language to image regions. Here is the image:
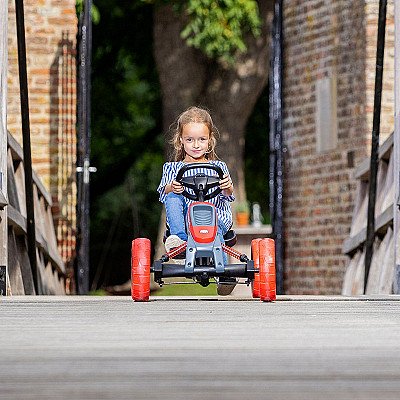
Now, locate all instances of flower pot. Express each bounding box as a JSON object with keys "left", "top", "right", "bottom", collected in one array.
[{"left": 236, "top": 211, "right": 250, "bottom": 226}]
